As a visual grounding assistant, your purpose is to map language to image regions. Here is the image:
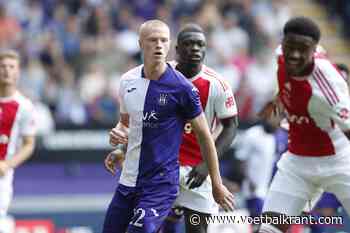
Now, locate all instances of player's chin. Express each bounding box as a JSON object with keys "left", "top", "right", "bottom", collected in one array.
[
  {"left": 286, "top": 65, "right": 302, "bottom": 76},
  {"left": 187, "top": 59, "right": 202, "bottom": 65}
]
